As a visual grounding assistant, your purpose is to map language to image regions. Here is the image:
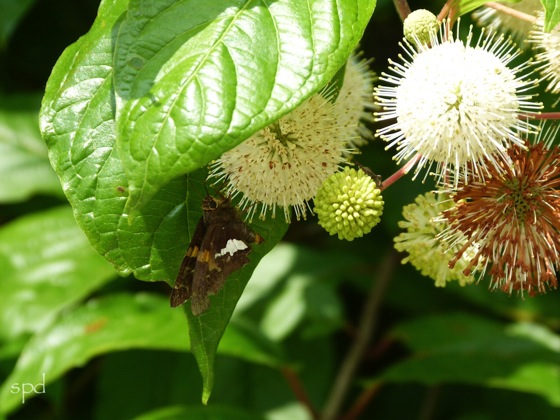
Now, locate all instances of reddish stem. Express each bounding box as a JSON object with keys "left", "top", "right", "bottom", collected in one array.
[
  {"left": 522, "top": 112, "right": 560, "bottom": 120},
  {"left": 281, "top": 367, "right": 320, "bottom": 420},
  {"left": 341, "top": 382, "right": 384, "bottom": 420},
  {"left": 485, "top": 2, "right": 537, "bottom": 23},
  {"left": 381, "top": 154, "right": 419, "bottom": 191},
  {"left": 392, "top": 0, "right": 411, "bottom": 21}
]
